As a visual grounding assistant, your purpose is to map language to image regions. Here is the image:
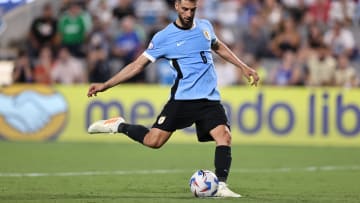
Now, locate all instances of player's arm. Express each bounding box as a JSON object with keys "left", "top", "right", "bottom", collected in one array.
[
  {"left": 212, "top": 39, "right": 259, "bottom": 86},
  {"left": 87, "top": 54, "right": 151, "bottom": 97}
]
